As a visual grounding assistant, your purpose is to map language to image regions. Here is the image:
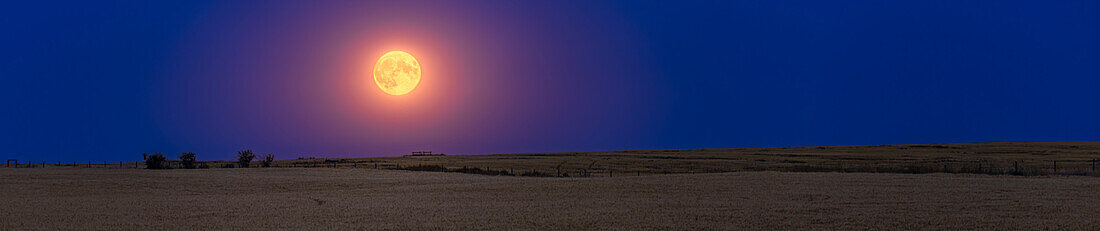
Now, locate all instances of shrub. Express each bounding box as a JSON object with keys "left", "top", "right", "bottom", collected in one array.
[
  {"left": 521, "top": 169, "right": 553, "bottom": 177},
  {"left": 198, "top": 162, "right": 210, "bottom": 169},
  {"left": 261, "top": 154, "right": 274, "bottom": 168},
  {"left": 145, "top": 152, "right": 167, "bottom": 169},
  {"left": 237, "top": 150, "right": 255, "bottom": 168},
  {"left": 179, "top": 152, "right": 197, "bottom": 169}
]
